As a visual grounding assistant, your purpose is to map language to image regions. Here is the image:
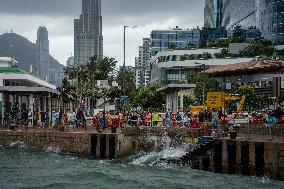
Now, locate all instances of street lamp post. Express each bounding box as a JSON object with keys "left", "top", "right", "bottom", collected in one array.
[
  {"left": 123, "top": 26, "right": 128, "bottom": 96},
  {"left": 122, "top": 25, "right": 137, "bottom": 95}
]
